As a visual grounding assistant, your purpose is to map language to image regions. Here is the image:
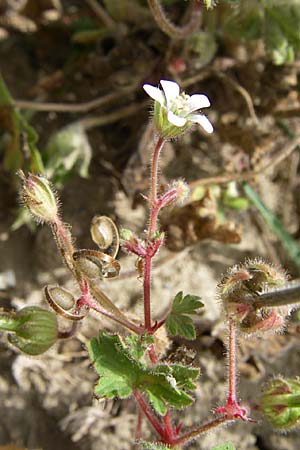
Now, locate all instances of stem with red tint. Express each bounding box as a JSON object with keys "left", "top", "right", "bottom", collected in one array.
[
  {"left": 228, "top": 319, "right": 237, "bottom": 404},
  {"left": 143, "top": 137, "right": 165, "bottom": 331},
  {"left": 172, "top": 417, "right": 230, "bottom": 447},
  {"left": 133, "top": 390, "right": 165, "bottom": 438}
]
